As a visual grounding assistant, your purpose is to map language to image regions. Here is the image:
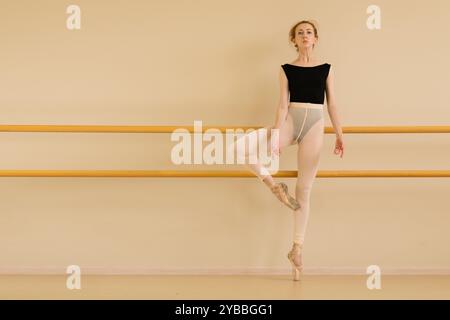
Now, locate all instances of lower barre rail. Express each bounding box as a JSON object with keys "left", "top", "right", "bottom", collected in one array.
[{"left": 0, "top": 170, "right": 449, "bottom": 177}]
